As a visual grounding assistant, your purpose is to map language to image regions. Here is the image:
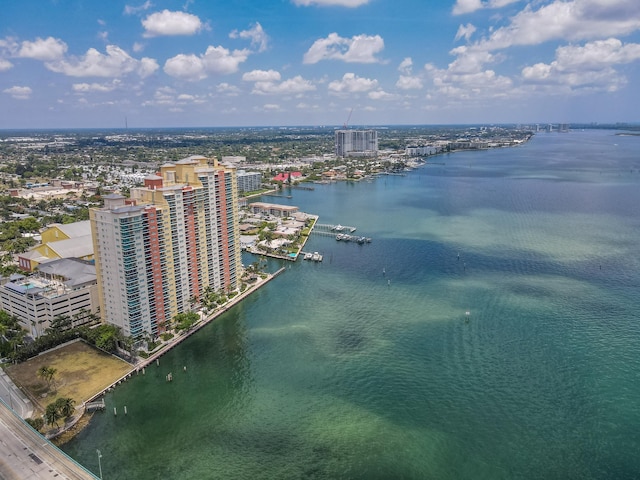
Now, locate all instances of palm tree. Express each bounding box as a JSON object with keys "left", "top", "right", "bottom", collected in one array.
[
  {"left": 45, "top": 403, "right": 61, "bottom": 427},
  {"left": 37, "top": 366, "right": 57, "bottom": 390},
  {"left": 55, "top": 397, "right": 75, "bottom": 419}
]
